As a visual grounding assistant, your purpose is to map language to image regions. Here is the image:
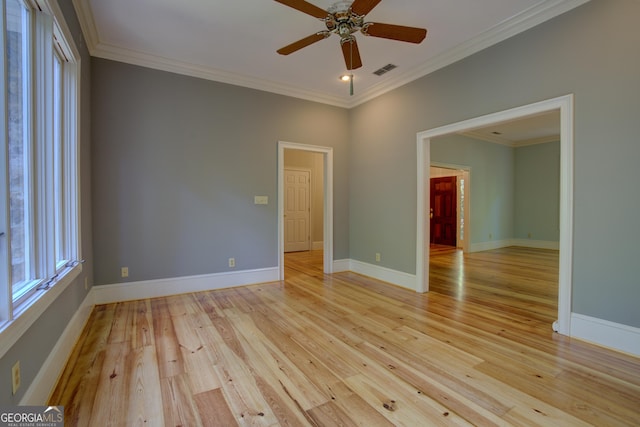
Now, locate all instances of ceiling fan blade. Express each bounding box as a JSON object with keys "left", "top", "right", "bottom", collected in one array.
[
  {"left": 351, "top": 0, "right": 382, "bottom": 16},
  {"left": 274, "top": 0, "right": 328, "bottom": 19},
  {"left": 362, "top": 22, "right": 427, "bottom": 43},
  {"left": 277, "top": 32, "right": 329, "bottom": 55},
  {"left": 341, "top": 38, "right": 362, "bottom": 70}
]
